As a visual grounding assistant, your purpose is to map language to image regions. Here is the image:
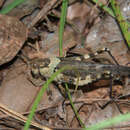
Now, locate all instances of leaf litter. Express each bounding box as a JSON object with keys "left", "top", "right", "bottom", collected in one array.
[{"left": 0, "top": 0, "right": 130, "bottom": 129}]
